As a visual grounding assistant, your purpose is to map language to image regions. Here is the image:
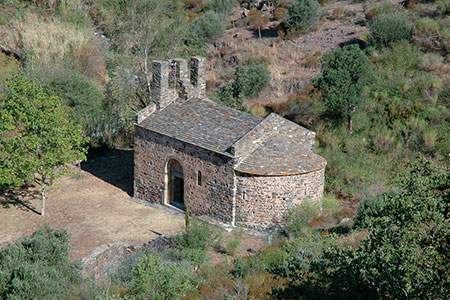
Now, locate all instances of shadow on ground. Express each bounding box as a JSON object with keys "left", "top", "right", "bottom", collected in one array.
[
  {"left": 81, "top": 149, "right": 134, "bottom": 196},
  {"left": 0, "top": 185, "right": 41, "bottom": 214}
]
